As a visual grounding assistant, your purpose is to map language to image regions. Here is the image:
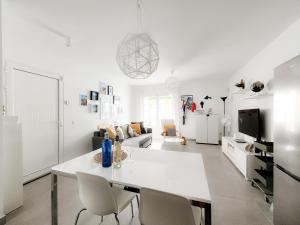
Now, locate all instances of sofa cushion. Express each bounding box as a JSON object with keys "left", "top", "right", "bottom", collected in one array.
[
  {"left": 130, "top": 123, "right": 141, "bottom": 135},
  {"left": 116, "top": 126, "right": 125, "bottom": 140},
  {"left": 106, "top": 126, "right": 116, "bottom": 139},
  {"left": 122, "top": 134, "right": 152, "bottom": 148},
  {"left": 167, "top": 128, "right": 176, "bottom": 136},
  {"left": 121, "top": 125, "right": 130, "bottom": 139},
  {"left": 128, "top": 125, "right": 134, "bottom": 137},
  {"left": 131, "top": 121, "right": 146, "bottom": 134}
]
